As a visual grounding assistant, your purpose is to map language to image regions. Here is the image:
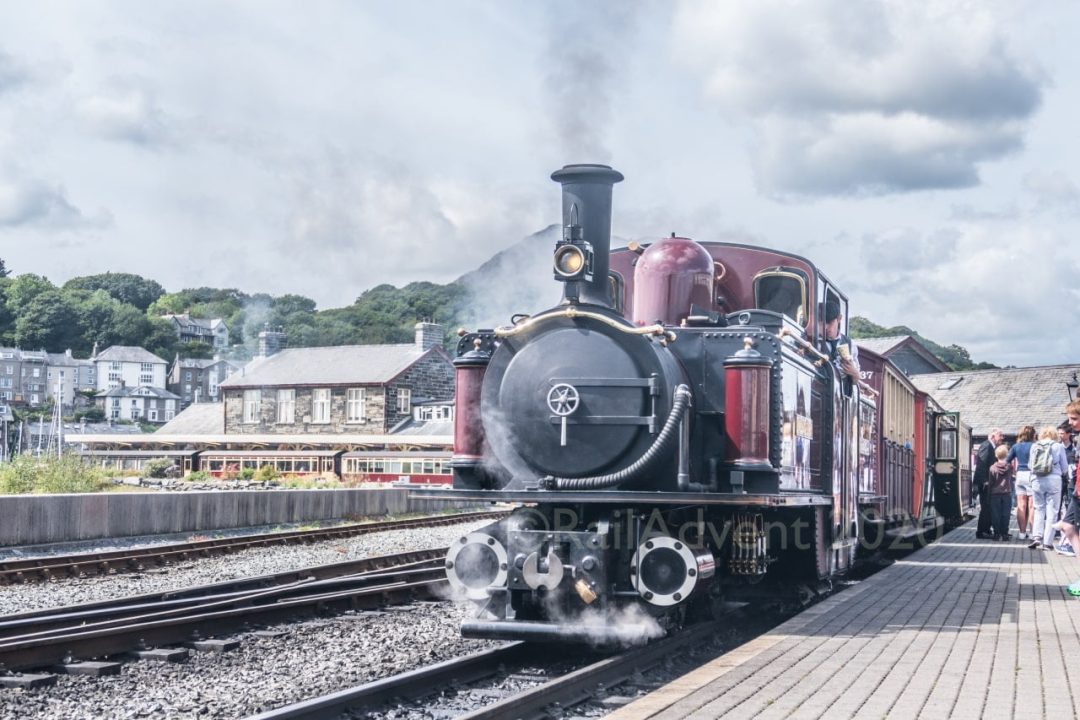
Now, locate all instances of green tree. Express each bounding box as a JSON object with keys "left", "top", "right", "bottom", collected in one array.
[
  {"left": 0, "top": 258, "right": 8, "bottom": 277},
  {"left": 5, "top": 273, "right": 55, "bottom": 310},
  {"left": 143, "top": 317, "right": 180, "bottom": 359},
  {"left": 0, "top": 277, "right": 14, "bottom": 345},
  {"left": 179, "top": 341, "right": 214, "bottom": 359},
  {"left": 14, "top": 289, "right": 82, "bottom": 350},
  {"left": 63, "top": 272, "right": 165, "bottom": 311}
]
